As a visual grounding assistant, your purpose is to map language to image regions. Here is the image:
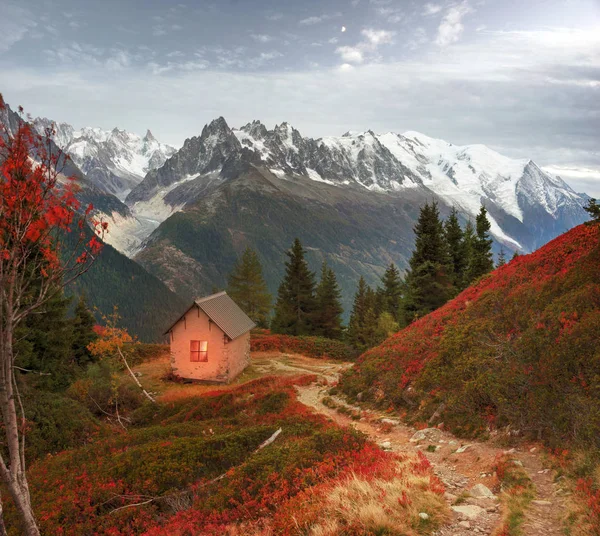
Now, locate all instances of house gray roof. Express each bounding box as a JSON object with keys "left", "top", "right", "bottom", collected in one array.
[{"left": 165, "top": 291, "right": 256, "bottom": 340}]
